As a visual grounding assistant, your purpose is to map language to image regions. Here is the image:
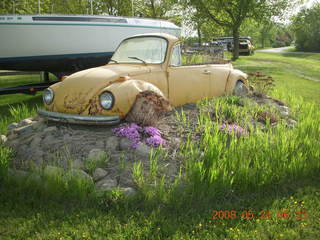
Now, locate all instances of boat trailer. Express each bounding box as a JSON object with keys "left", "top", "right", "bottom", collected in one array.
[
  {"left": 0, "top": 71, "right": 59, "bottom": 95},
  {"left": 0, "top": 81, "right": 59, "bottom": 95}
]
